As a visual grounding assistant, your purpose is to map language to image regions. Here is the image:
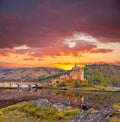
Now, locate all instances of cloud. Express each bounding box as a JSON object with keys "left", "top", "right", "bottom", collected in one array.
[
  {"left": 89, "top": 48, "right": 113, "bottom": 53},
  {"left": 114, "top": 61, "right": 120, "bottom": 65},
  {"left": 0, "top": 62, "right": 17, "bottom": 68},
  {"left": 0, "top": 38, "right": 113, "bottom": 58},
  {"left": 0, "top": 0, "right": 119, "bottom": 68},
  {"left": 53, "top": 61, "right": 120, "bottom": 67},
  {"left": 0, "top": 61, "right": 30, "bottom": 68},
  {"left": 23, "top": 58, "right": 35, "bottom": 61},
  {"left": 38, "top": 58, "right": 44, "bottom": 61},
  {"left": 0, "top": 49, "right": 10, "bottom": 56},
  {"left": 0, "top": 48, "right": 31, "bottom": 56},
  {"left": 0, "top": 0, "right": 120, "bottom": 50}
]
